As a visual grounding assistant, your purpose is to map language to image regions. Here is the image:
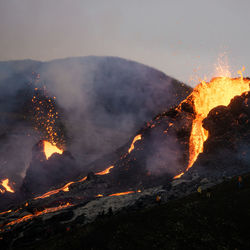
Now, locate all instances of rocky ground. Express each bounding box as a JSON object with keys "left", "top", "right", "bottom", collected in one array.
[
  {"left": 1, "top": 158, "right": 250, "bottom": 250},
  {"left": 1, "top": 169, "right": 250, "bottom": 249}
]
